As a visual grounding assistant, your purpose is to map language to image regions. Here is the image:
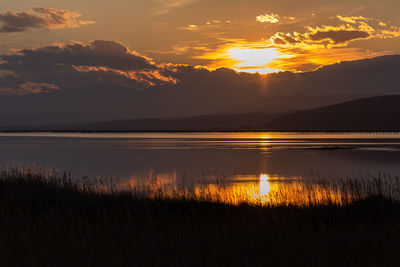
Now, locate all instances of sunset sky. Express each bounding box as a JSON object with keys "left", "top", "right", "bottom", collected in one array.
[{"left": 1, "top": 0, "right": 400, "bottom": 74}]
